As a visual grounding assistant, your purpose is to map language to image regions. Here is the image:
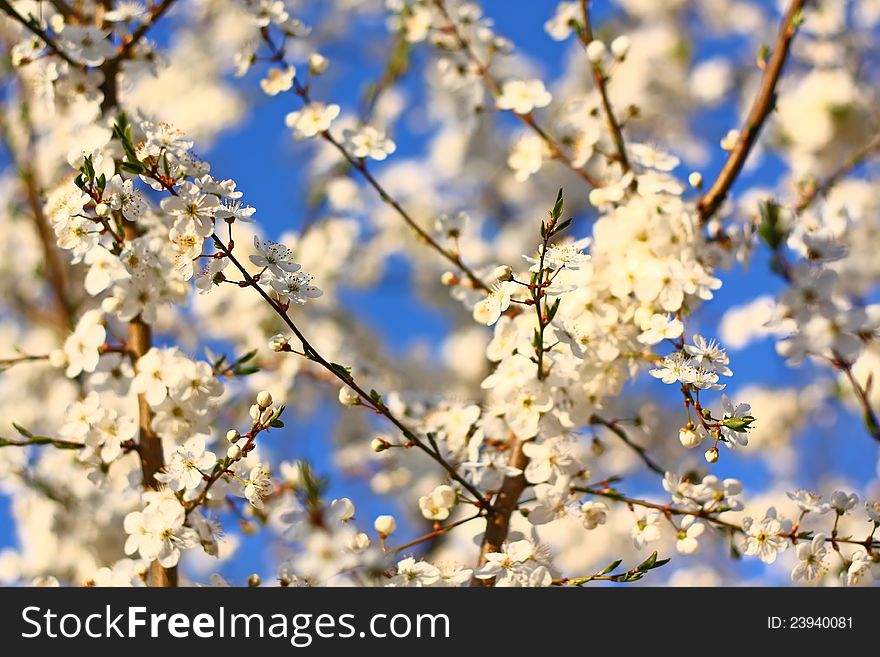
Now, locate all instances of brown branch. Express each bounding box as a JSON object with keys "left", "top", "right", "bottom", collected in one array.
[
  {"left": 20, "top": 168, "right": 75, "bottom": 330},
  {"left": 392, "top": 512, "right": 483, "bottom": 554},
  {"left": 0, "top": 74, "right": 77, "bottom": 331},
  {"left": 471, "top": 436, "right": 528, "bottom": 586},
  {"left": 46, "top": 0, "right": 77, "bottom": 22},
  {"left": 697, "top": 0, "right": 807, "bottom": 222},
  {"left": 577, "top": 0, "right": 630, "bottom": 172},
  {"left": 471, "top": 211, "right": 558, "bottom": 584},
  {"left": 126, "top": 313, "right": 176, "bottom": 586},
  {"left": 100, "top": 14, "right": 176, "bottom": 582}
]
